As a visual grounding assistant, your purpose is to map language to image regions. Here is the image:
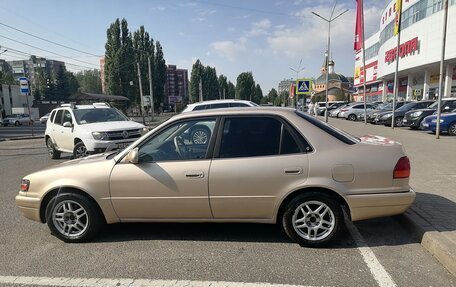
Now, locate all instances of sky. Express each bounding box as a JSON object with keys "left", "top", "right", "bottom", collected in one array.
[{"left": 0, "top": 0, "right": 387, "bottom": 94}]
